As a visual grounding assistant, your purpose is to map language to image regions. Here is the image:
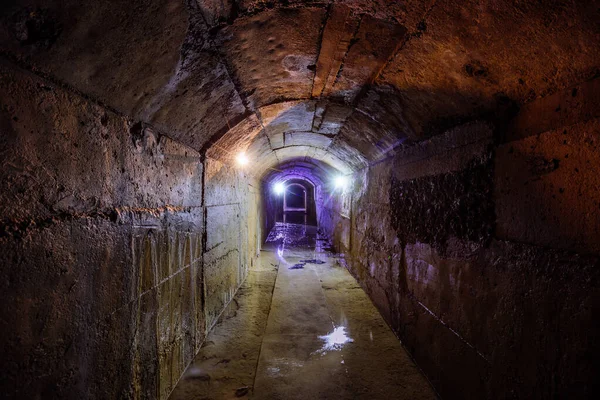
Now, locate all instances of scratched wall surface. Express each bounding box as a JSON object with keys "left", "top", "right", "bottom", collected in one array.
[
  {"left": 203, "top": 157, "right": 259, "bottom": 331},
  {"left": 333, "top": 100, "right": 600, "bottom": 398},
  {"left": 0, "top": 61, "right": 255, "bottom": 399}
]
